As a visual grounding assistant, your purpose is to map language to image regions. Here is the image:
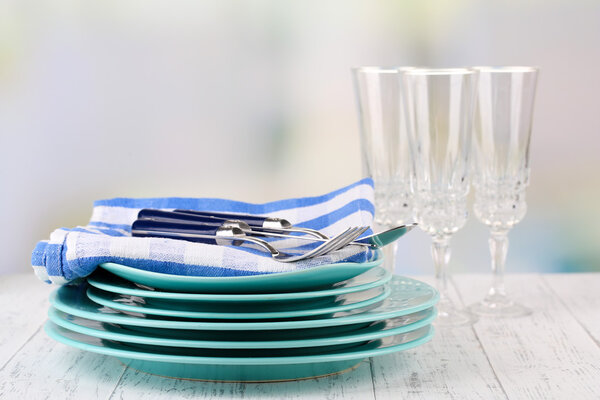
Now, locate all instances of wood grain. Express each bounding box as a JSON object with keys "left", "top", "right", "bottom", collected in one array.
[
  {"left": 454, "top": 274, "right": 600, "bottom": 400},
  {"left": 542, "top": 273, "right": 600, "bottom": 345},
  {"left": 2, "top": 273, "right": 600, "bottom": 399},
  {"left": 0, "top": 274, "right": 53, "bottom": 369},
  {"left": 371, "top": 276, "right": 507, "bottom": 400},
  {"left": 0, "top": 328, "right": 126, "bottom": 399},
  {"left": 109, "top": 360, "right": 375, "bottom": 400}
]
